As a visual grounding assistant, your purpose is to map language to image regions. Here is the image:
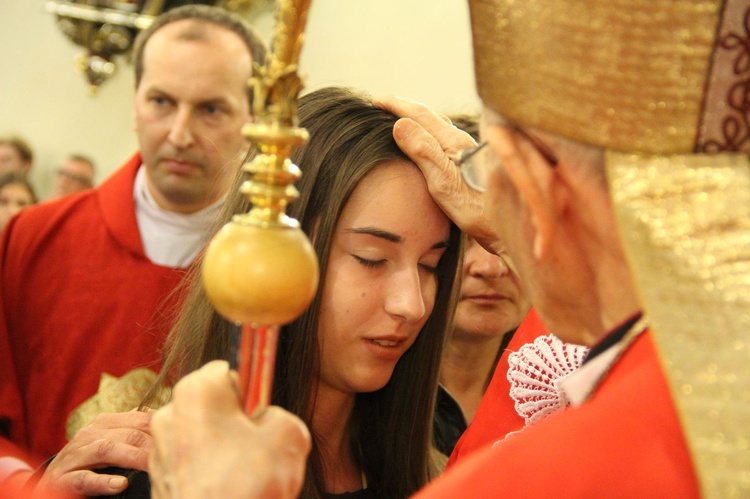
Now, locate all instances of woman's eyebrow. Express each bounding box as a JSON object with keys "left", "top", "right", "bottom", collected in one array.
[
  {"left": 346, "top": 227, "right": 449, "bottom": 249},
  {"left": 346, "top": 227, "right": 401, "bottom": 243}
]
